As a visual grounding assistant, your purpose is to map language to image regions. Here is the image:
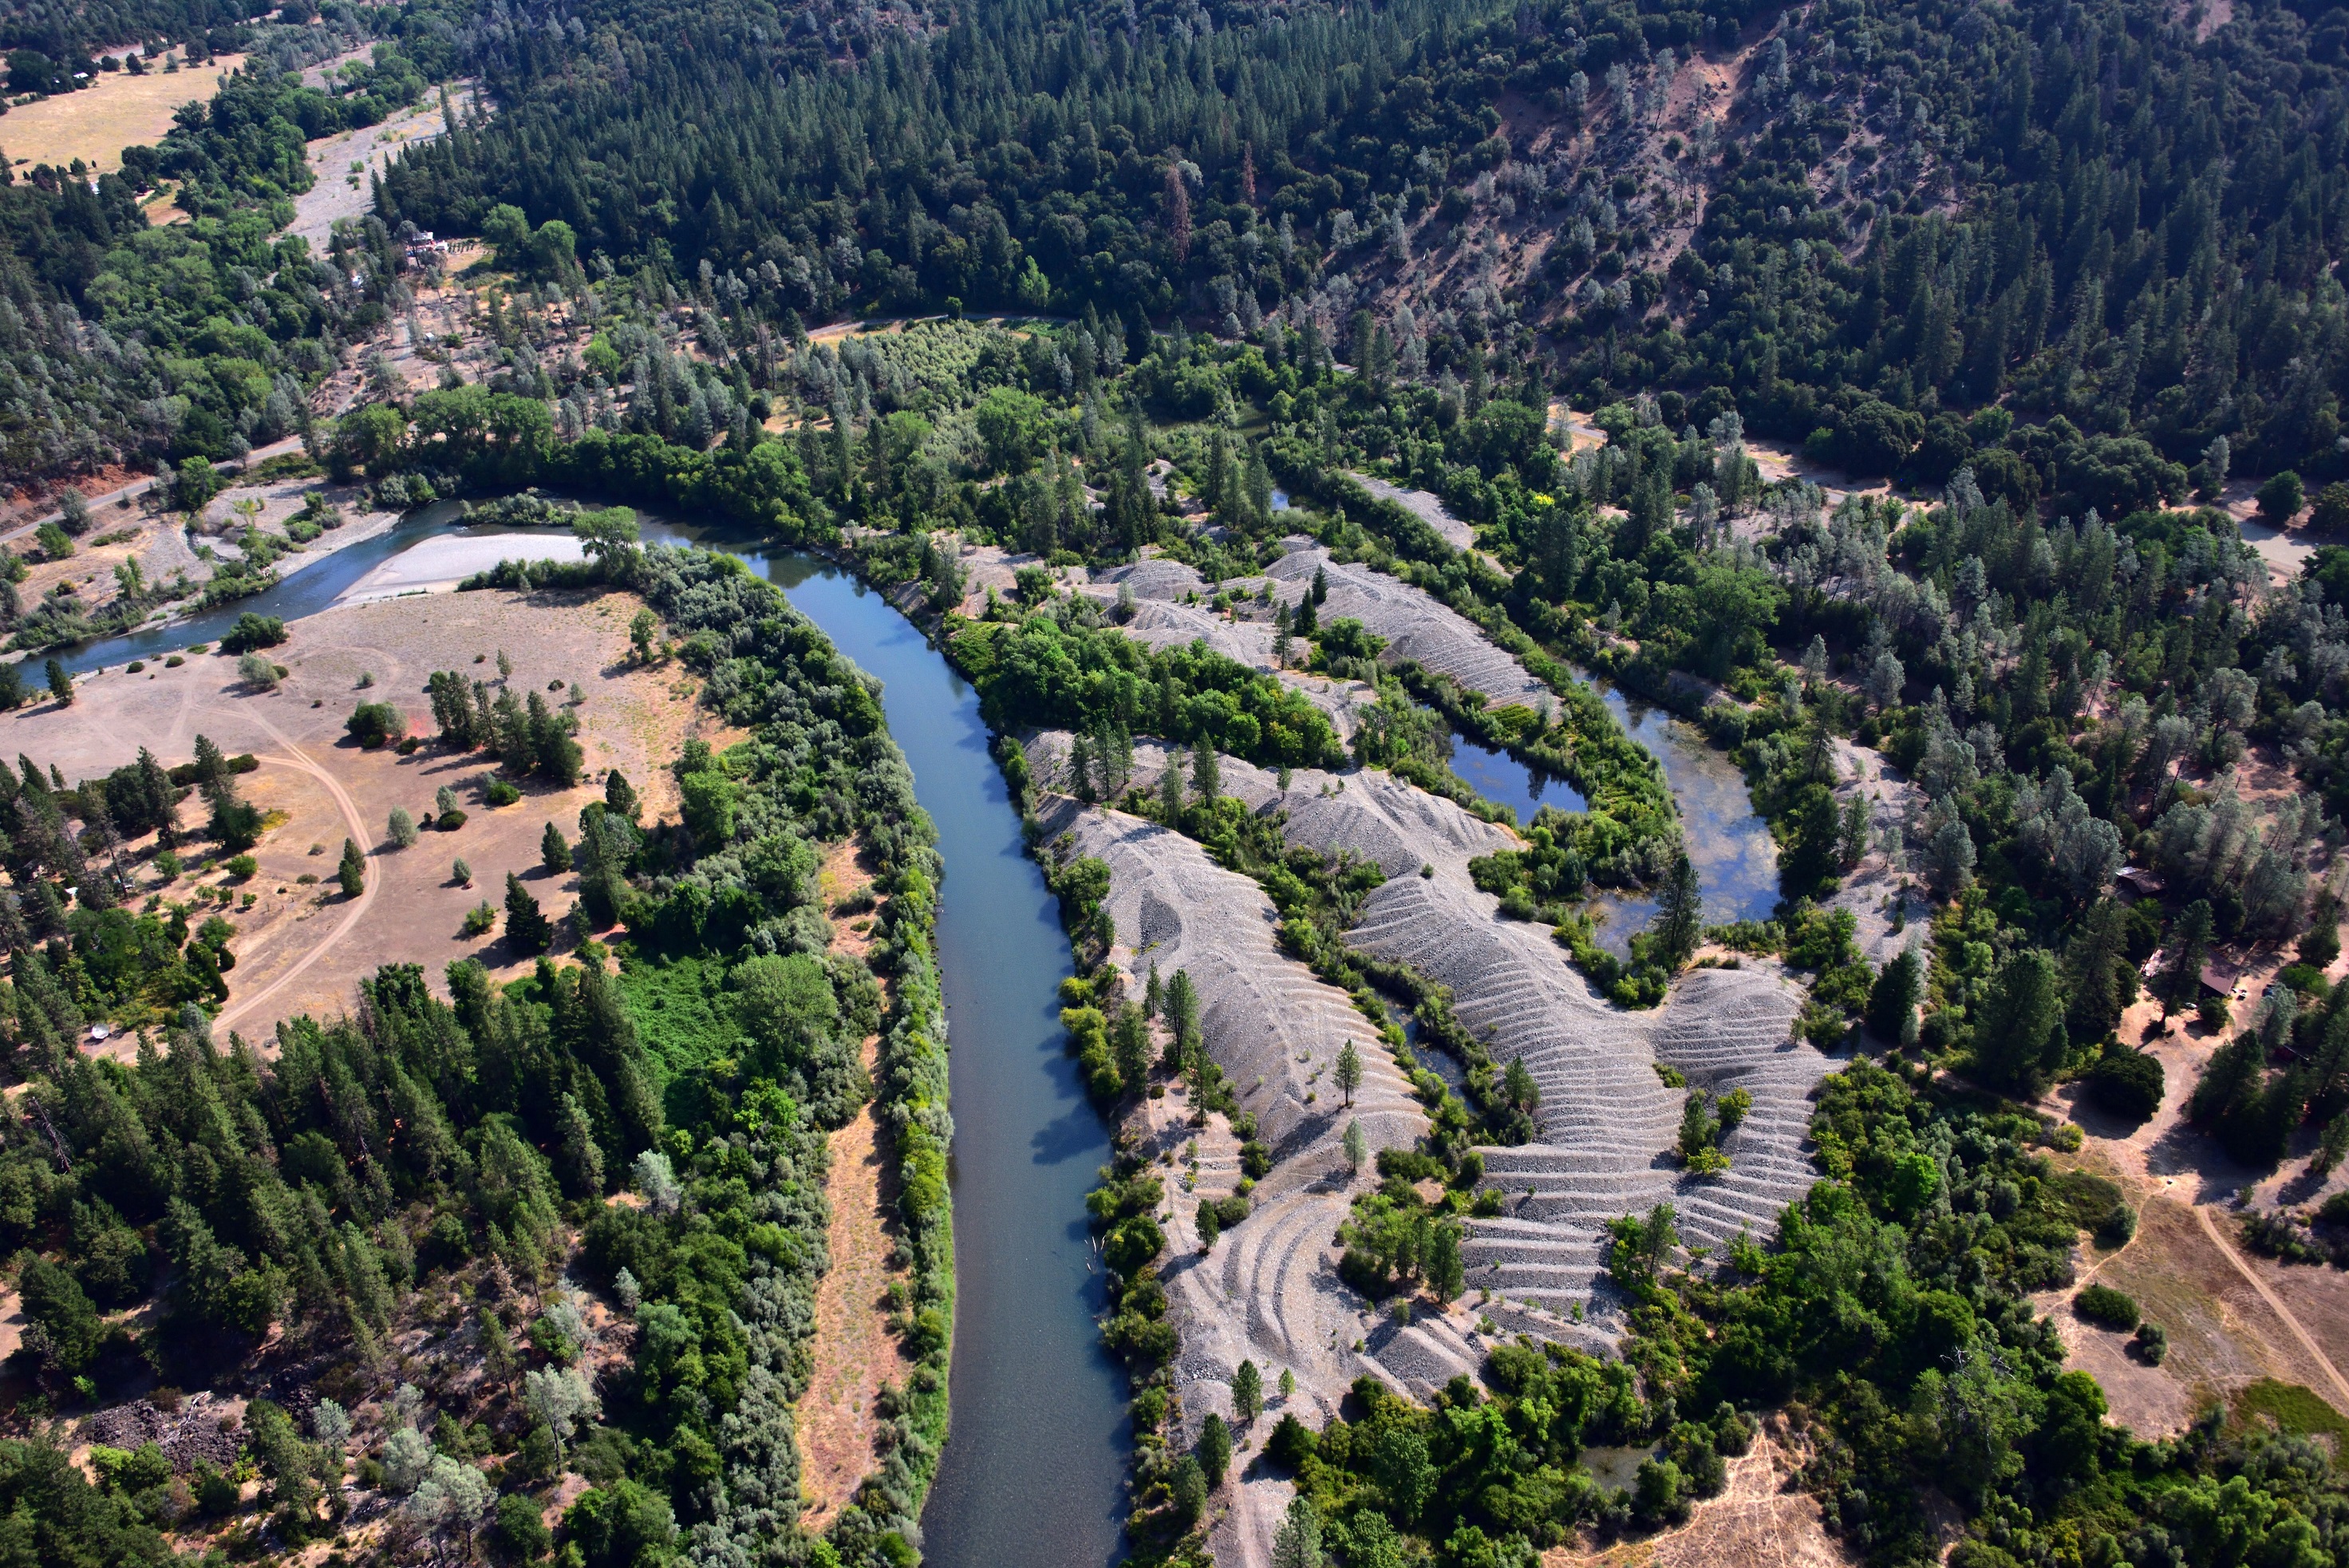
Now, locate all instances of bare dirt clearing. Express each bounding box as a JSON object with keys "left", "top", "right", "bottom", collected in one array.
[
  {"left": 1546, "top": 1425, "right": 1852, "bottom": 1568},
  {"left": 2039, "top": 983, "right": 2349, "bottom": 1432},
  {"left": 2, "top": 586, "right": 714, "bottom": 1044},
  {"left": 0, "top": 60, "right": 245, "bottom": 174},
  {"left": 796, "top": 839, "right": 916, "bottom": 1527},
  {"left": 288, "top": 87, "right": 474, "bottom": 254}
]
